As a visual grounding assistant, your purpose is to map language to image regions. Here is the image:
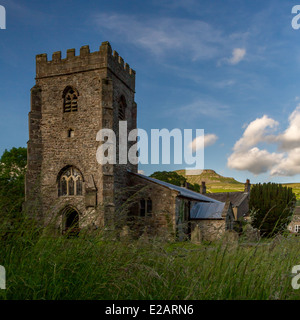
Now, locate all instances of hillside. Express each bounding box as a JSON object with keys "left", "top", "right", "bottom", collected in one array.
[
  {"left": 174, "top": 170, "right": 300, "bottom": 197},
  {"left": 282, "top": 183, "right": 300, "bottom": 201},
  {"left": 175, "top": 169, "right": 245, "bottom": 193}
]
